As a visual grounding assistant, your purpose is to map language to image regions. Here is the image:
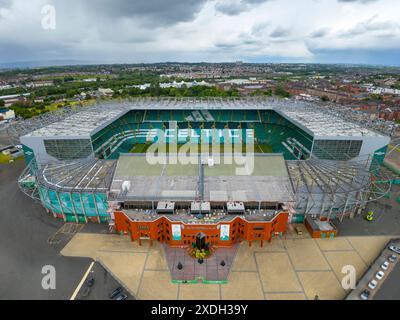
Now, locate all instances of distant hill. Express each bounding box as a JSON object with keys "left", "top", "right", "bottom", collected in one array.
[{"left": 0, "top": 60, "right": 101, "bottom": 70}]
